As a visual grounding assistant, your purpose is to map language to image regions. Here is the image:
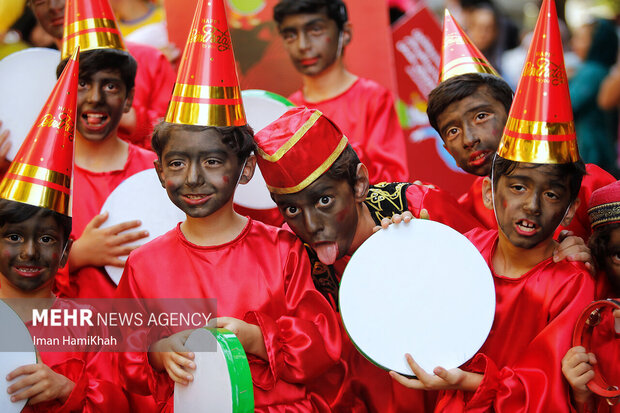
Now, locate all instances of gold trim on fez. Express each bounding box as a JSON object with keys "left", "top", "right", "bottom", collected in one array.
[
  {"left": 0, "top": 179, "right": 69, "bottom": 215},
  {"left": 497, "top": 134, "right": 579, "bottom": 164},
  {"left": 8, "top": 163, "right": 71, "bottom": 189},
  {"left": 164, "top": 100, "right": 246, "bottom": 127},
  {"left": 266, "top": 136, "right": 349, "bottom": 195},
  {"left": 257, "top": 111, "right": 323, "bottom": 162},
  {"left": 588, "top": 202, "right": 620, "bottom": 228},
  {"left": 62, "top": 32, "right": 125, "bottom": 59},
  {"left": 505, "top": 116, "right": 575, "bottom": 136},
  {"left": 172, "top": 84, "right": 241, "bottom": 100}
]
